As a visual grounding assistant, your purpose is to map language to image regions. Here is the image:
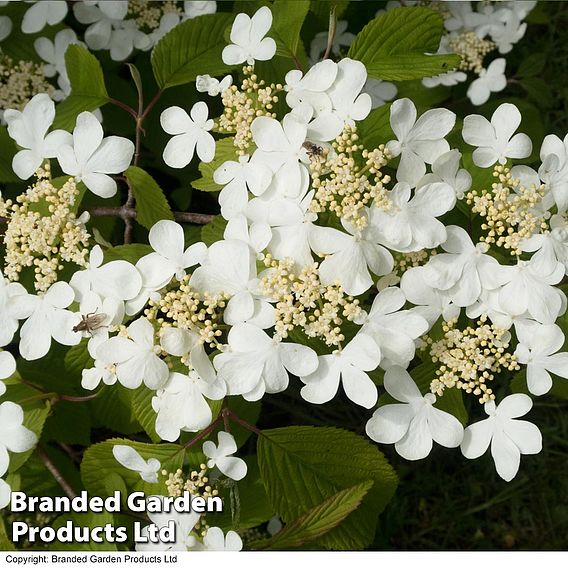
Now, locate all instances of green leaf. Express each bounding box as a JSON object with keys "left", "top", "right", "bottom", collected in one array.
[
  {"left": 51, "top": 512, "right": 118, "bottom": 551},
  {"left": 271, "top": 0, "right": 310, "bottom": 60},
  {"left": 151, "top": 13, "right": 234, "bottom": 89},
  {"left": 132, "top": 386, "right": 160, "bottom": 443},
  {"left": 0, "top": 125, "right": 19, "bottom": 183},
  {"left": 518, "top": 52, "right": 547, "bottom": 78},
  {"left": 90, "top": 385, "right": 141, "bottom": 435},
  {"left": 201, "top": 215, "right": 228, "bottom": 245},
  {"left": 102, "top": 244, "right": 153, "bottom": 264},
  {"left": 54, "top": 44, "right": 109, "bottom": 130},
  {"left": 44, "top": 401, "right": 91, "bottom": 446},
  {"left": 257, "top": 426, "right": 398, "bottom": 550},
  {"left": 81, "top": 438, "right": 185, "bottom": 498},
  {"left": 348, "top": 7, "right": 460, "bottom": 81},
  {"left": 365, "top": 53, "right": 461, "bottom": 81},
  {"left": 64, "top": 340, "right": 94, "bottom": 384},
  {"left": 250, "top": 481, "right": 373, "bottom": 550},
  {"left": 125, "top": 166, "right": 174, "bottom": 229},
  {"left": 358, "top": 104, "right": 393, "bottom": 150},
  {"left": 193, "top": 137, "right": 238, "bottom": 192}
]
